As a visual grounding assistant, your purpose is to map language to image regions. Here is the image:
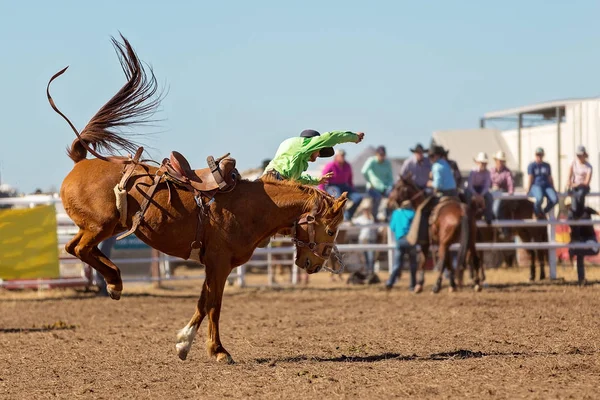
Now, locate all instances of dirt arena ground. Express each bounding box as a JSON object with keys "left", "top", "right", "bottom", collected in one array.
[{"left": 1, "top": 267, "right": 600, "bottom": 399}]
